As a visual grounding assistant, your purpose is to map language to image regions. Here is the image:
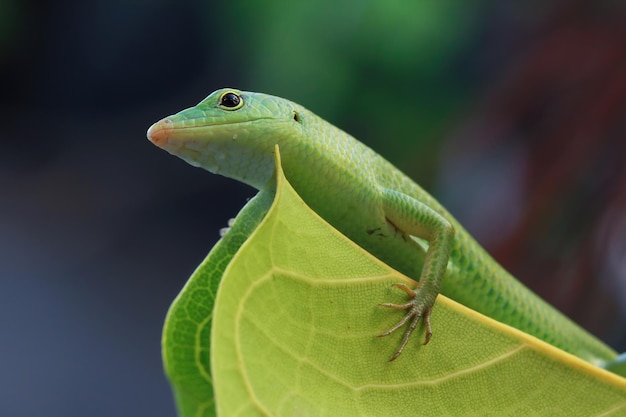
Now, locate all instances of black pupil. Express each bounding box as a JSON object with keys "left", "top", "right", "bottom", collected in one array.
[{"left": 221, "top": 93, "right": 240, "bottom": 108}]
